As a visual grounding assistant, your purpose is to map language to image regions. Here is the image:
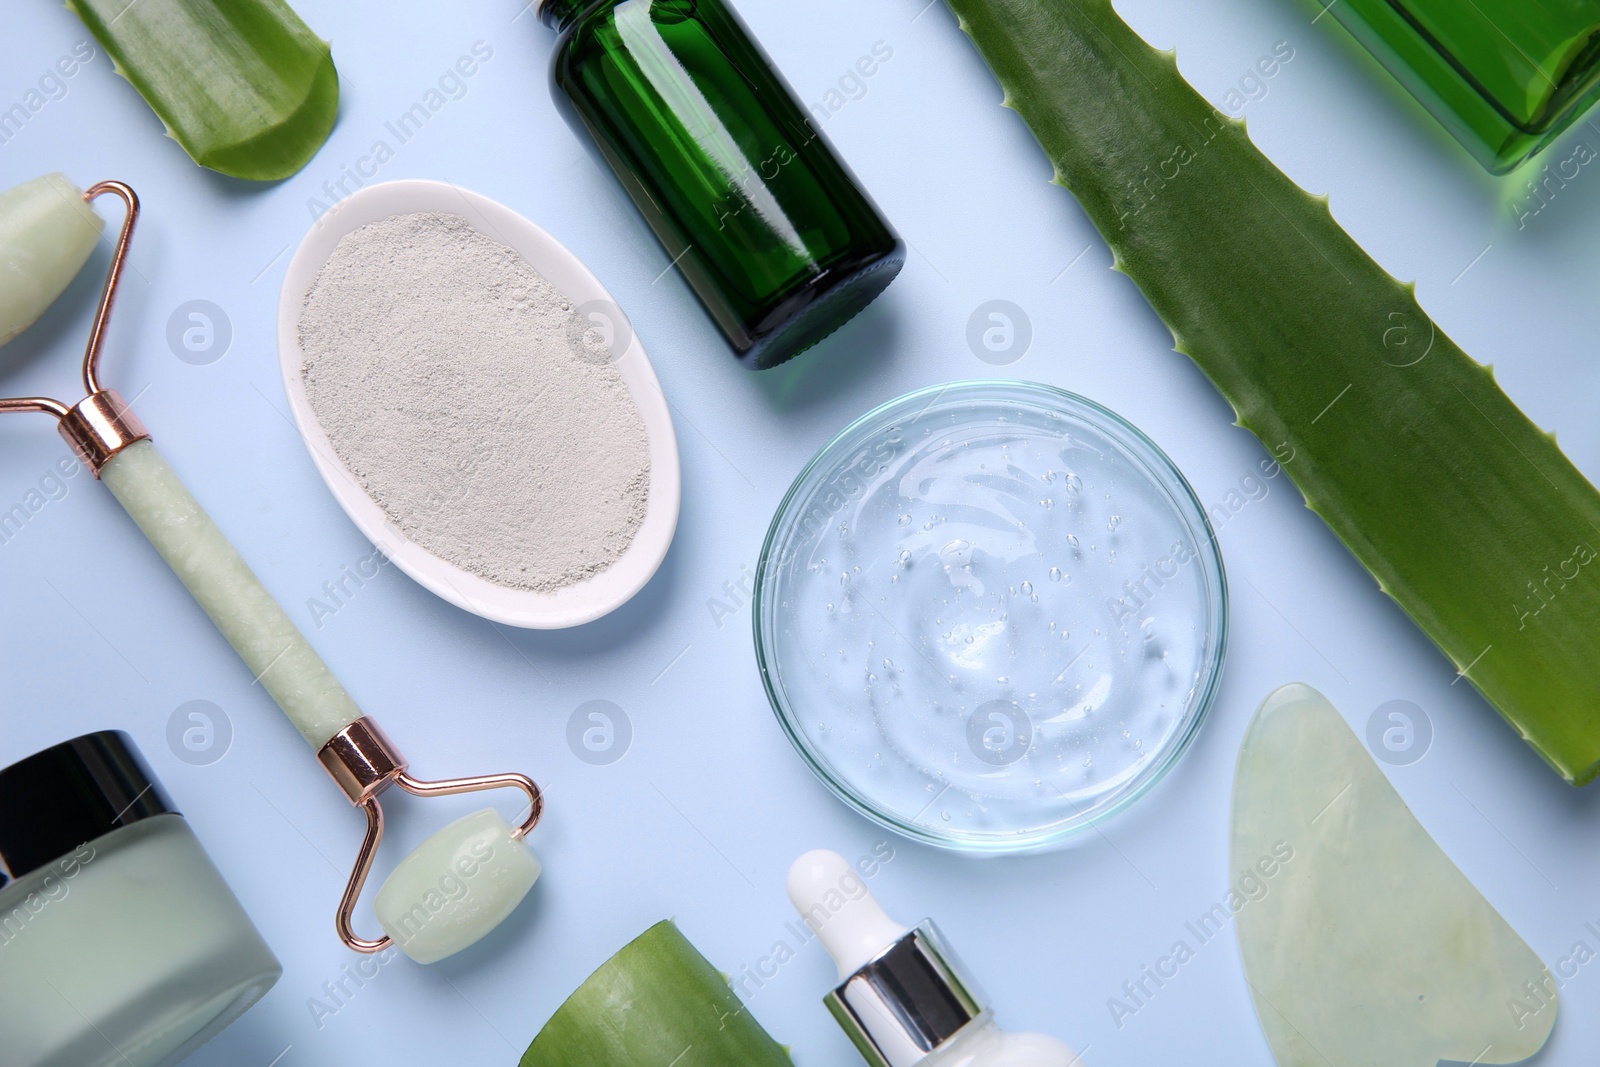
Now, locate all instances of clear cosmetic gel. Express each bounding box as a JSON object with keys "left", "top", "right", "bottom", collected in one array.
[{"left": 755, "top": 382, "right": 1228, "bottom": 851}]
